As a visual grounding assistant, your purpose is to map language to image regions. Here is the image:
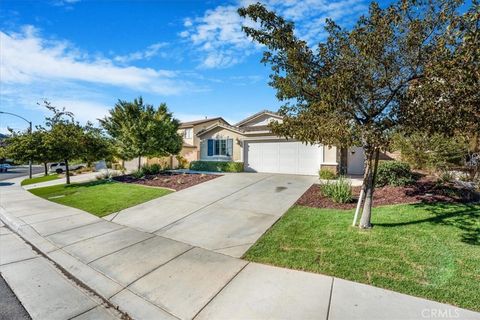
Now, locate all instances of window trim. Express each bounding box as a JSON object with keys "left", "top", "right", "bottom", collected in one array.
[
  {"left": 183, "top": 128, "right": 193, "bottom": 139},
  {"left": 207, "top": 138, "right": 233, "bottom": 157}
]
